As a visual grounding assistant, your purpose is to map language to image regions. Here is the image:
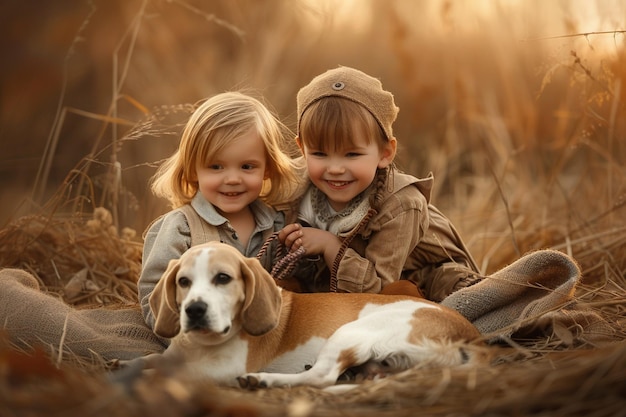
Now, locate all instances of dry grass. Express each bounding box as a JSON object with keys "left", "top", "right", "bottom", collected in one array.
[{"left": 1, "top": 0, "right": 626, "bottom": 416}]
